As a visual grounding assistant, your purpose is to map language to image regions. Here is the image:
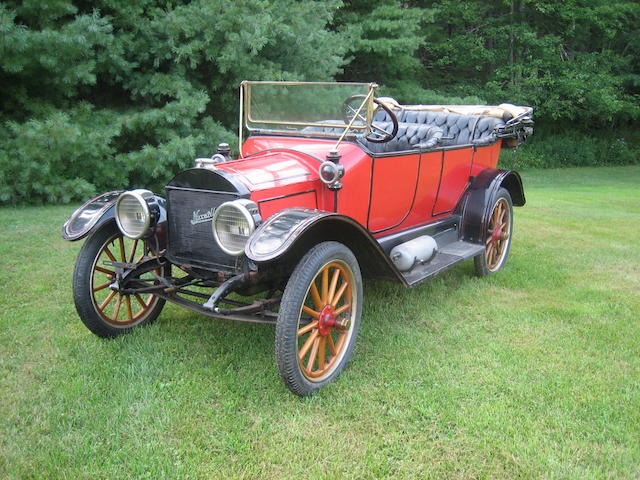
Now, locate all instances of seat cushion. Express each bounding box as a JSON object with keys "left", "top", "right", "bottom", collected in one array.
[
  {"left": 357, "top": 122, "right": 445, "bottom": 153},
  {"left": 361, "top": 109, "right": 506, "bottom": 153}
]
